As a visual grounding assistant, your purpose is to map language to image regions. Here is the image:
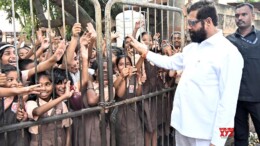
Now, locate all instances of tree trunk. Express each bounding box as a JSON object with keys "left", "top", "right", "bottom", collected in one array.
[
  {"left": 51, "top": 0, "right": 95, "bottom": 27},
  {"left": 33, "top": 0, "right": 94, "bottom": 28}
]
